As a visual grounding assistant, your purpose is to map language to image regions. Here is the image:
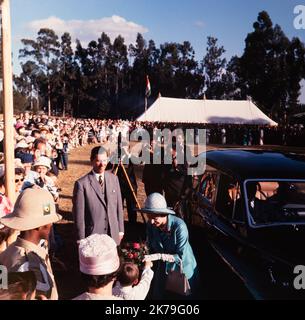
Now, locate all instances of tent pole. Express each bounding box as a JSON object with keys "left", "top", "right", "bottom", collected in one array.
[{"left": 1, "top": 0, "right": 16, "bottom": 203}]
